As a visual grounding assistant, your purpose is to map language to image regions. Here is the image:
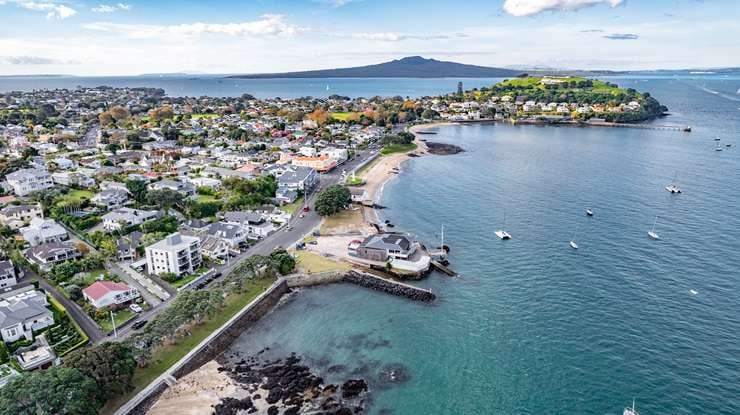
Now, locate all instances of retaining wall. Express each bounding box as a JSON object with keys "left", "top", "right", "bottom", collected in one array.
[{"left": 285, "top": 271, "right": 344, "bottom": 287}]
